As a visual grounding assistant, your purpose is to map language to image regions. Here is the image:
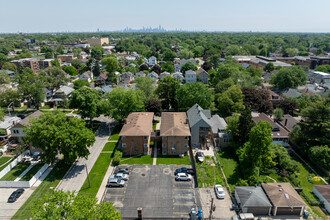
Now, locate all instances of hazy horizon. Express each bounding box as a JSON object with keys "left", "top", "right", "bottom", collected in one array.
[{"left": 1, "top": 0, "right": 330, "bottom": 33}]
